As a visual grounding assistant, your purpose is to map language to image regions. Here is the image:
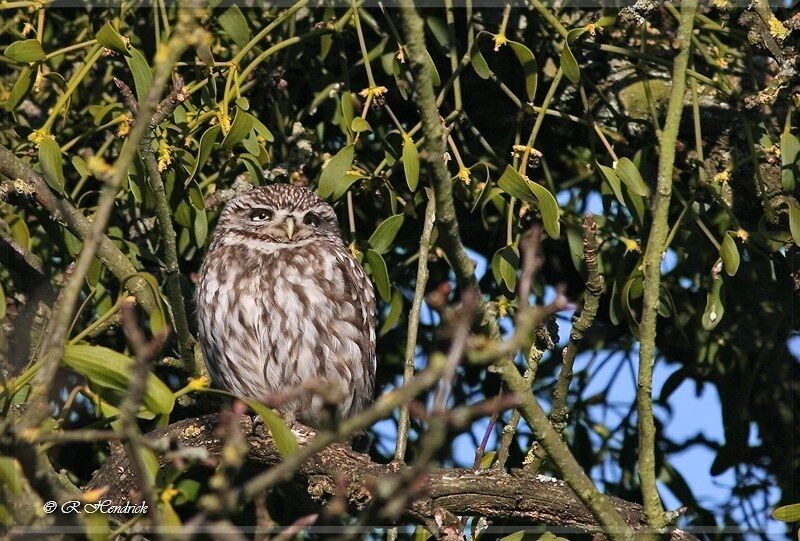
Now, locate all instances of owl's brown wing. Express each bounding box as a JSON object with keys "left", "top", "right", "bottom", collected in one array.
[{"left": 336, "top": 247, "right": 377, "bottom": 395}]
